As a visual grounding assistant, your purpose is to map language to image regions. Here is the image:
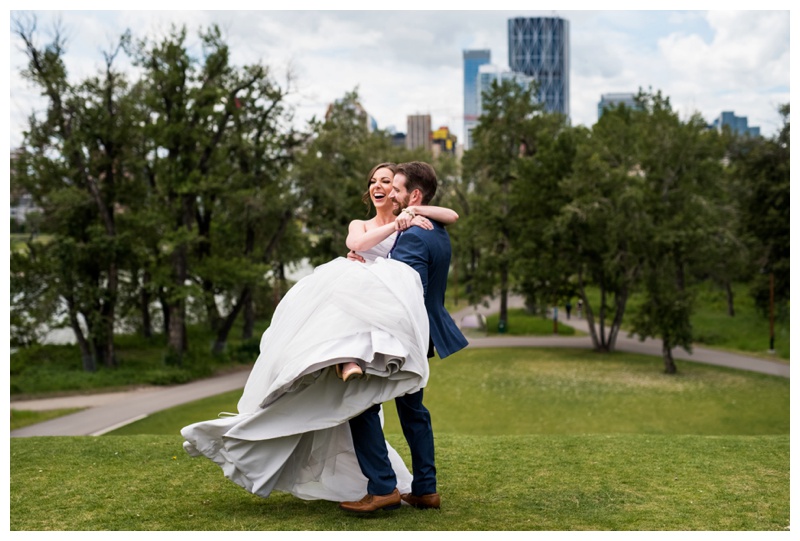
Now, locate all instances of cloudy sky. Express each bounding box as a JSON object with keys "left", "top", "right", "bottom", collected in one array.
[{"left": 5, "top": 5, "right": 792, "bottom": 148}]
